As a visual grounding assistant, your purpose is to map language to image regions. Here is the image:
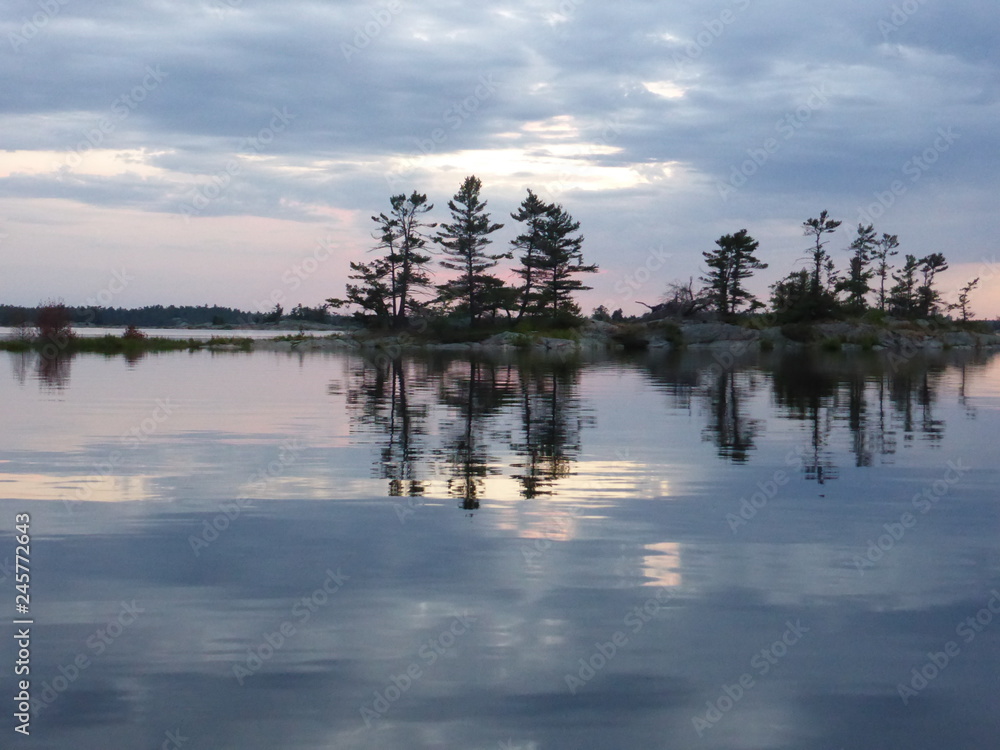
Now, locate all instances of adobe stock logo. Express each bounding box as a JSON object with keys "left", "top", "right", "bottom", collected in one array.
[
  {"left": 897, "top": 589, "right": 1000, "bottom": 705},
  {"left": 341, "top": 1, "right": 403, "bottom": 62},
  {"left": 856, "top": 127, "right": 959, "bottom": 225},
  {"left": 716, "top": 84, "right": 830, "bottom": 201},
  {"left": 8, "top": 0, "right": 68, "bottom": 52}
]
